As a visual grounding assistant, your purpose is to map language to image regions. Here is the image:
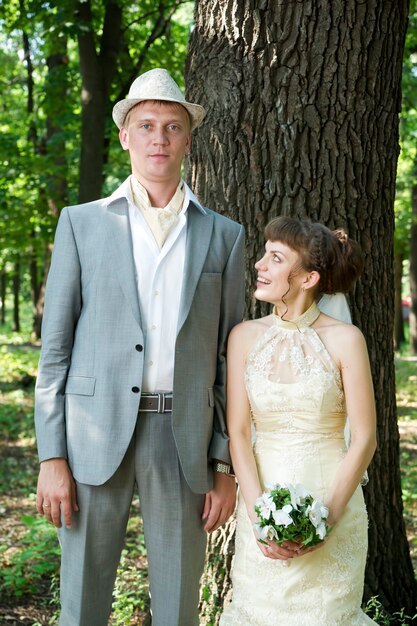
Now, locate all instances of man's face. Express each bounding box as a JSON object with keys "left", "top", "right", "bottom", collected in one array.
[{"left": 119, "top": 100, "right": 191, "bottom": 187}]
